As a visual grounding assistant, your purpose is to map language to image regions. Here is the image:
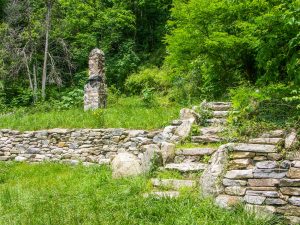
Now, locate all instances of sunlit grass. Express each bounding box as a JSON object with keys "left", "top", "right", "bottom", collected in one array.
[
  {"left": 0, "top": 96, "right": 181, "bottom": 131},
  {"left": 0, "top": 162, "right": 283, "bottom": 225}
]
